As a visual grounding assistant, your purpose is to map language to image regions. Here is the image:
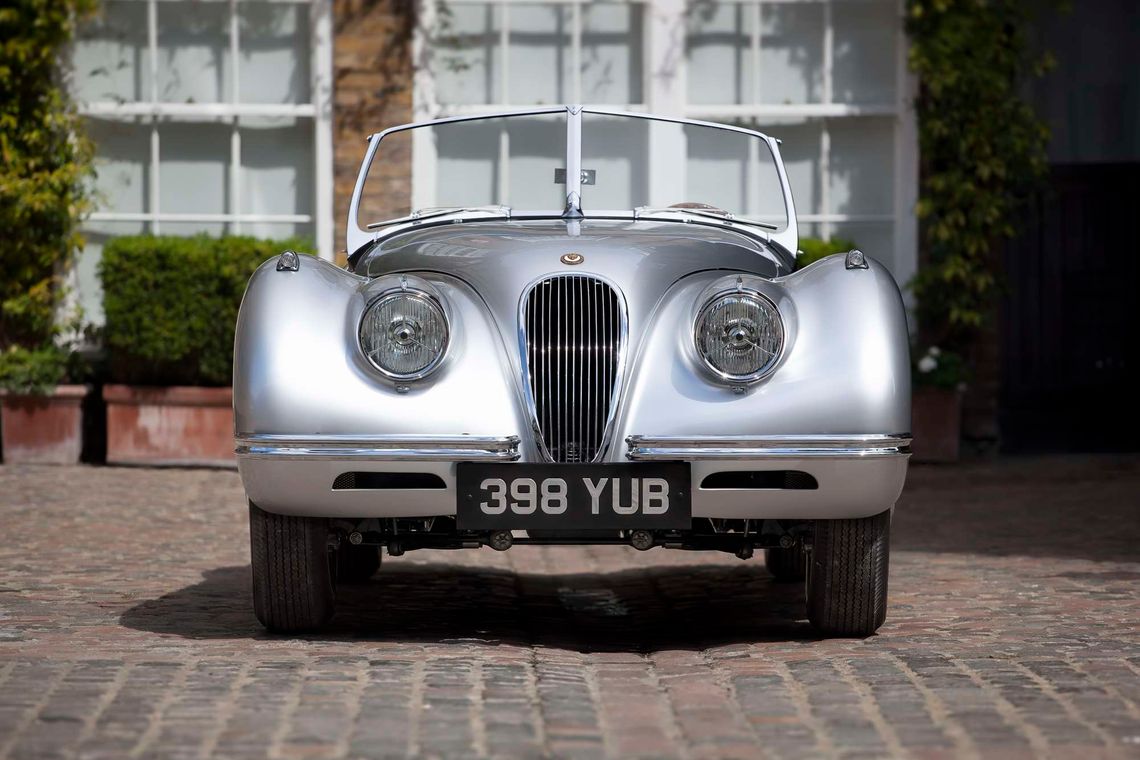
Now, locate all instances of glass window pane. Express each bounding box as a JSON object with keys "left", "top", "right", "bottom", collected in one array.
[
  {"left": 362, "top": 112, "right": 566, "bottom": 225},
  {"left": 685, "top": 123, "right": 783, "bottom": 221},
  {"left": 503, "top": 116, "right": 569, "bottom": 209},
  {"left": 431, "top": 2, "right": 501, "bottom": 105},
  {"left": 508, "top": 4, "right": 571, "bottom": 104},
  {"left": 828, "top": 118, "right": 894, "bottom": 216},
  {"left": 240, "top": 117, "right": 314, "bottom": 217},
  {"left": 581, "top": 113, "right": 787, "bottom": 227},
  {"left": 73, "top": 1, "right": 149, "bottom": 103},
  {"left": 756, "top": 119, "right": 822, "bottom": 216},
  {"left": 159, "top": 123, "right": 231, "bottom": 214},
  {"left": 580, "top": 116, "right": 649, "bottom": 209},
  {"left": 87, "top": 118, "right": 150, "bottom": 214},
  {"left": 239, "top": 3, "right": 312, "bottom": 104},
  {"left": 581, "top": 3, "right": 644, "bottom": 104},
  {"left": 686, "top": 3, "right": 753, "bottom": 106},
  {"left": 832, "top": 1, "right": 897, "bottom": 105},
  {"left": 157, "top": 1, "right": 231, "bottom": 103},
  {"left": 759, "top": 2, "right": 823, "bottom": 104}
]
